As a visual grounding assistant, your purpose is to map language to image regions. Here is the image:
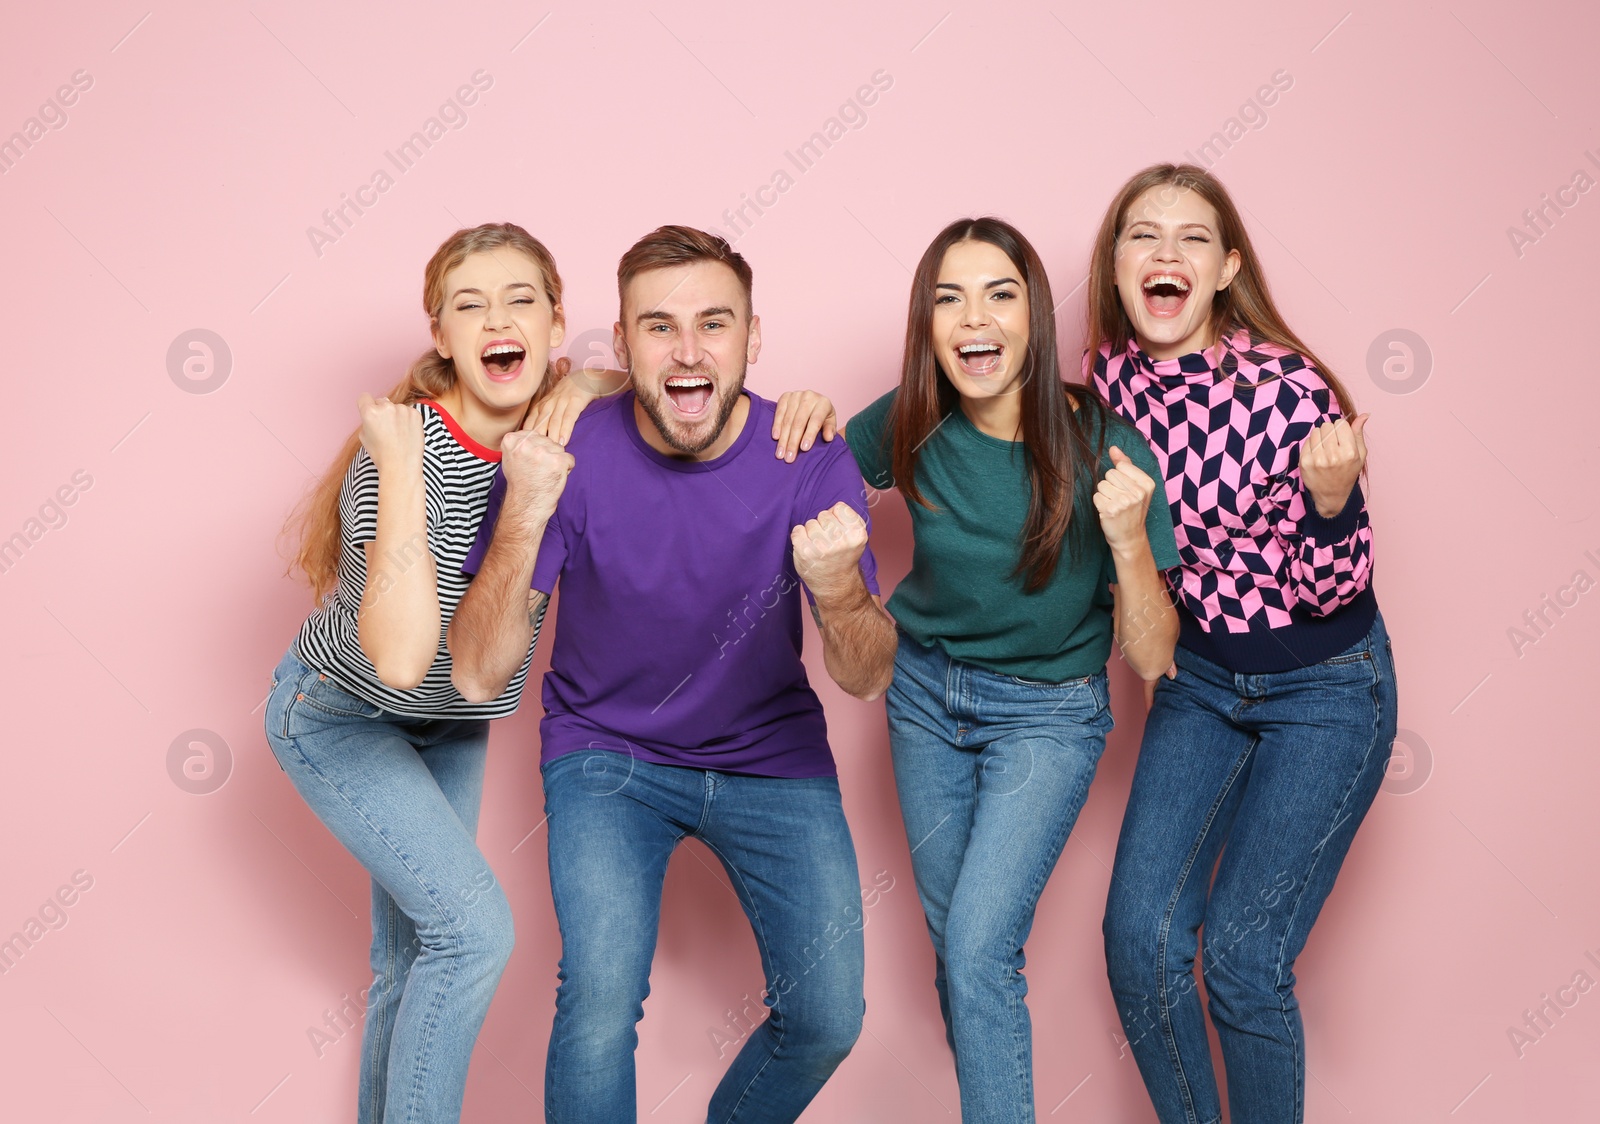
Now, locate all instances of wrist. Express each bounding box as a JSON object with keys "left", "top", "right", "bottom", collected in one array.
[
  {"left": 1109, "top": 536, "right": 1154, "bottom": 566},
  {"left": 810, "top": 573, "right": 872, "bottom": 615}
]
